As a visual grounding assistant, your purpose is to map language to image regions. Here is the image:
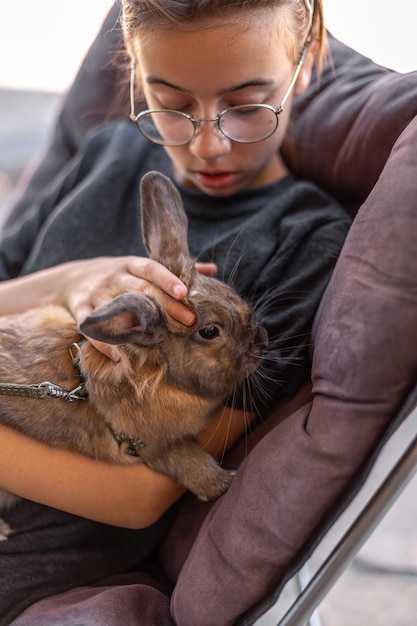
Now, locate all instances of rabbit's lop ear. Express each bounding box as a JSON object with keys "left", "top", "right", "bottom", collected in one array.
[
  {"left": 79, "top": 293, "right": 166, "bottom": 346},
  {"left": 140, "top": 171, "right": 193, "bottom": 282}
]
